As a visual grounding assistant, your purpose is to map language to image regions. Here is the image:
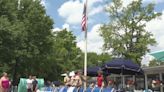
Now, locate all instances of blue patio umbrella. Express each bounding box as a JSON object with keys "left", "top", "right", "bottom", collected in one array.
[
  {"left": 102, "top": 58, "right": 143, "bottom": 75},
  {"left": 87, "top": 66, "right": 101, "bottom": 77},
  {"left": 102, "top": 58, "right": 143, "bottom": 89}
]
